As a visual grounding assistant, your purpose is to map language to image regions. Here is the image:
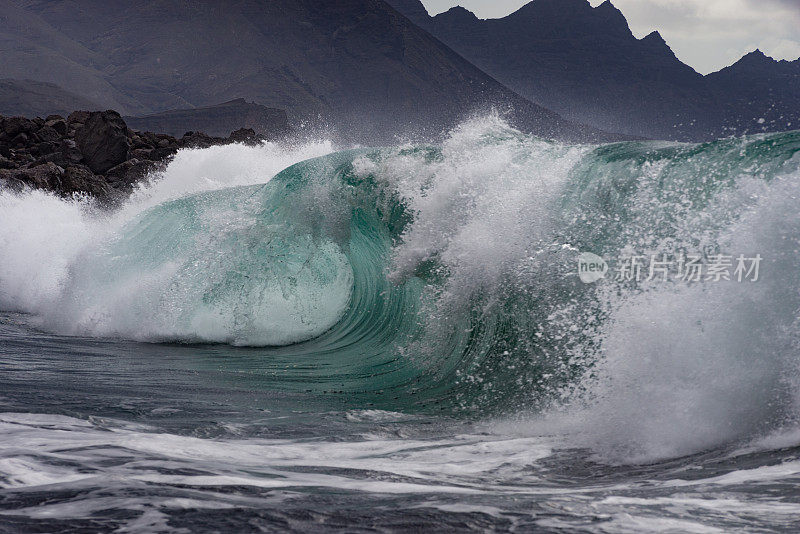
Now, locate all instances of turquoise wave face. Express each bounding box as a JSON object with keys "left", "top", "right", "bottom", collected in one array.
[{"left": 11, "top": 120, "right": 800, "bottom": 418}]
